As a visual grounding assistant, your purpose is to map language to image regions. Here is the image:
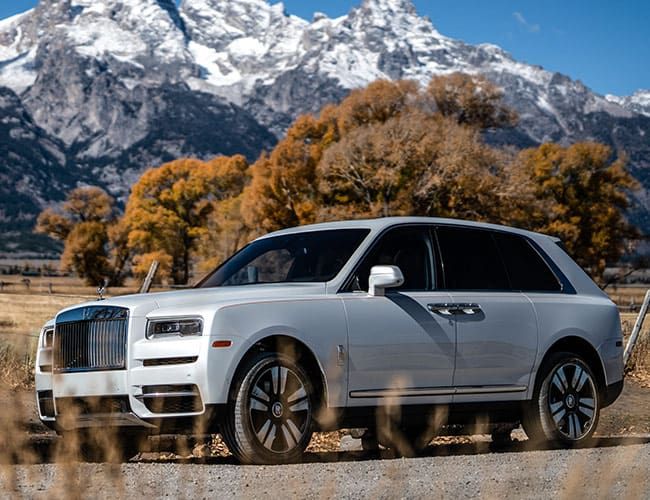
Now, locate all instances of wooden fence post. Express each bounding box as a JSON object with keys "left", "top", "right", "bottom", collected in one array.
[
  {"left": 139, "top": 261, "right": 159, "bottom": 294},
  {"left": 624, "top": 289, "right": 650, "bottom": 368}
]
